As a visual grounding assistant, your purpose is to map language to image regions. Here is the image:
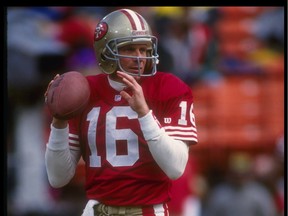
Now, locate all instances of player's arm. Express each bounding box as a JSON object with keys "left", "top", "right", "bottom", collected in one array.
[
  {"left": 117, "top": 71, "right": 189, "bottom": 179},
  {"left": 139, "top": 111, "right": 189, "bottom": 179},
  {"left": 45, "top": 118, "right": 81, "bottom": 188}
]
